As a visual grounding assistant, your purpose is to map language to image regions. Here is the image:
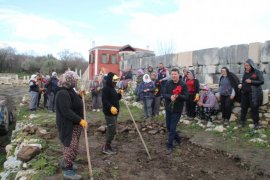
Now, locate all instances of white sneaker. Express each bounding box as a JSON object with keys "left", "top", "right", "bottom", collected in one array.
[
  {"left": 97, "top": 109, "right": 100, "bottom": 112},
  {"left": 207, "top": 121, "right": 213, "bottom": 128},
  {"left": 92, "top": 109, "right": 96, "bottom": 112}
]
